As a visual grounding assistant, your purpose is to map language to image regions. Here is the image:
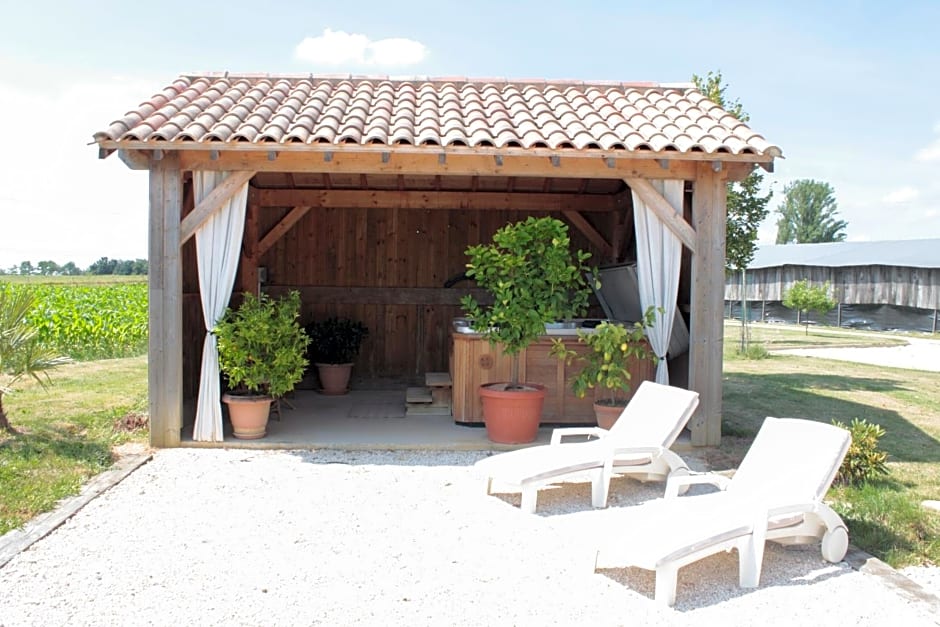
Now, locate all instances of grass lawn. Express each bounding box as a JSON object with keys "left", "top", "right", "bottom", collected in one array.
[
  {"left": 722, "top": 328, "right": 940, "bottom": 567},
  {"left": 0, "top": 356, "right": 148, "bottom": 535}
]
